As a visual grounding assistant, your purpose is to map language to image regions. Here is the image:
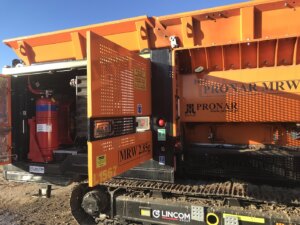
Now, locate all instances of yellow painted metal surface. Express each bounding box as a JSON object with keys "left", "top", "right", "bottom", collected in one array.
[
  {"left": 4, "top": 0, "right": 300, "bottom": 65},
  {"left": 223, "top": 214, "right": 265, "bottom": 223},
  {"left": 87, "top": 31, "right": 152, "bottom": 187}
]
